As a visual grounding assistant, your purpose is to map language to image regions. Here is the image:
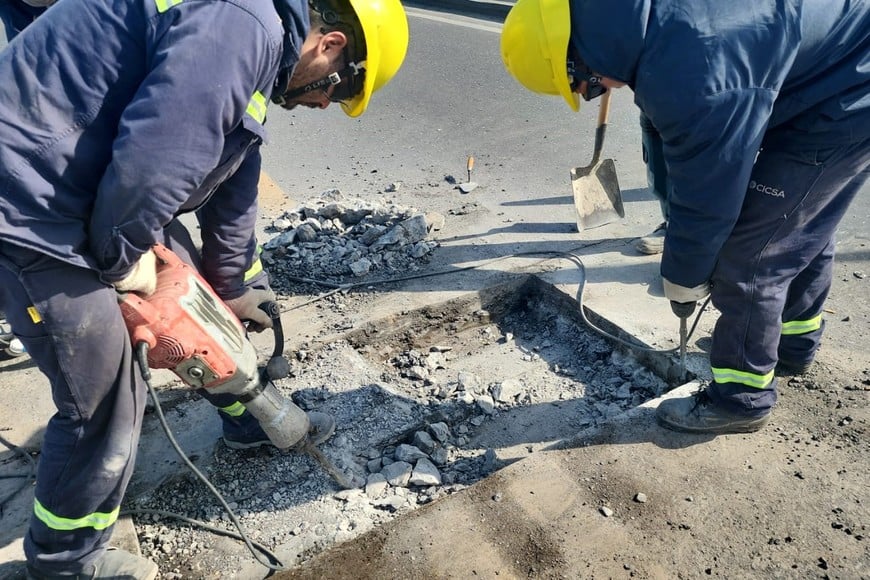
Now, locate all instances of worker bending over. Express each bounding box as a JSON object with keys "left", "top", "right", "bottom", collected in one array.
[
  {"left": 500, "top": 0, "right": 869, "bottom": 434},
  {"left": 0, "top": 0, "right": 408, "bottom": 577}
]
